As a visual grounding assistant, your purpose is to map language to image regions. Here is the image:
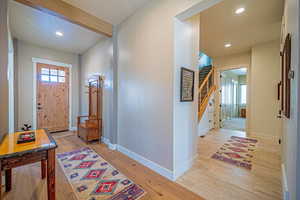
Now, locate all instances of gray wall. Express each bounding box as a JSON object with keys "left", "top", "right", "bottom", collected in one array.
[
  {"left": 13, "top": 39, "right": 18, "bottom": 130},
  {"left": 117, "top": 0, "right": 205, "bottom": 173},
  {"left": 0, "top": 0, "right": 9, "bottom": 140},
  {"left": 8, "top": 16, "right": 14, "bottom": 133},
  {"left": 249, "top": 40, "right": 282, "bottom": 141},
  {"left": 118, "top": 0, "right": 174, "bottom": 171},
  {"left": 80, "top": 38, "right": 114, "bottom": 141},
  {"left": 16, "top": 40, "right": 80, "bottom": 130},
  {"left": 281, "top": 0, "right": 300, "bottom": 199}
]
